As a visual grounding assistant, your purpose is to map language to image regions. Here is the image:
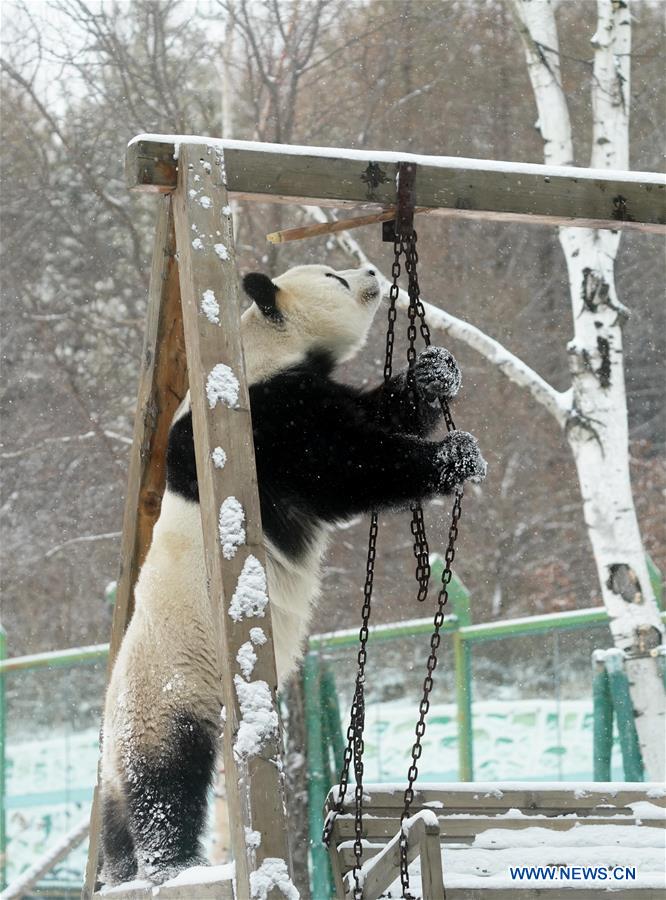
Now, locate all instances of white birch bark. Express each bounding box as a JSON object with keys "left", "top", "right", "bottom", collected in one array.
[{"left": 512, "top": 0, "right": 664, "bottom": 779}]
